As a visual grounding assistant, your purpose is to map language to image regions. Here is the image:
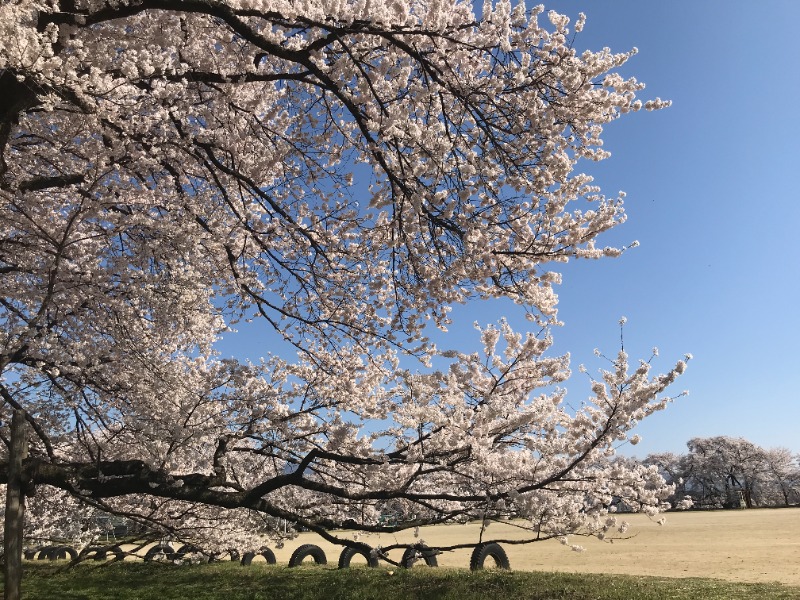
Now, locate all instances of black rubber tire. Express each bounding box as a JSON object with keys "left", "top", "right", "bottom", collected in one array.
[
  {"left": 338, "top": 545, "right": 379, "bottom": 569},
  {"left": 469, "top": 542, "right": 510, "bottom": 571},
  {"left": 106, "top": 546, "right": 125, "bottom": 561},
  {"left": 50, "top": 547, "right": 65, "bottom": 561},
  {"left": 400, "top": 545, "right": 439, "bottom": 568},
  {"left": 49, "top": 546, "right": 78, "bottom": 561},
  {"left": 207, "top": 549, "right": 239, "bottom": 562},
  {"left": 79, "top": 546, "right": 108, "bottom": 561},
  {"left": 143, "top": 544, "right": 175, "bottom": 562},
  {"left": 173, "top": 544, "right": 204, "bottom": 561},
  {"left": 79, "top": 545, "right": 124, "bottom": 561},
  {"left": 288, "top": 544, "right": 327, "bottom": 567},
  {"left": 240, "top": 548, "right": 276, "bottom": 566},
  {"left": 36, "top": 546, "right": 55, "bottom": 560},
  {"left": 23, "top": 549, "right": 37, "bottom": 560}
]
